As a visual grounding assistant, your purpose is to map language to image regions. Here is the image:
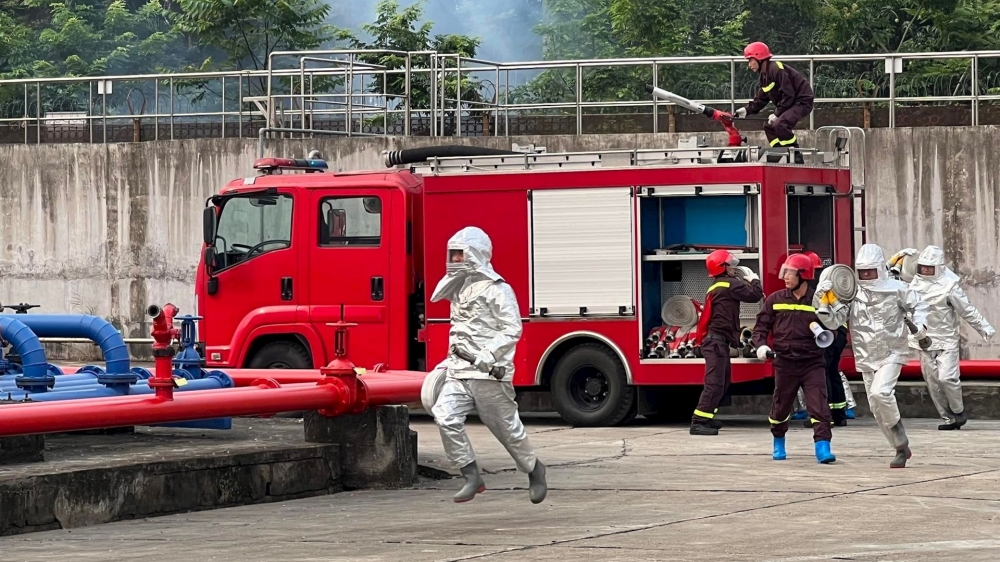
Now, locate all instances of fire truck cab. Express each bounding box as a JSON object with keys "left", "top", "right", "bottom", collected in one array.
[{"left": 197, "top": 127, "right": 865, "bottom": 426}]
